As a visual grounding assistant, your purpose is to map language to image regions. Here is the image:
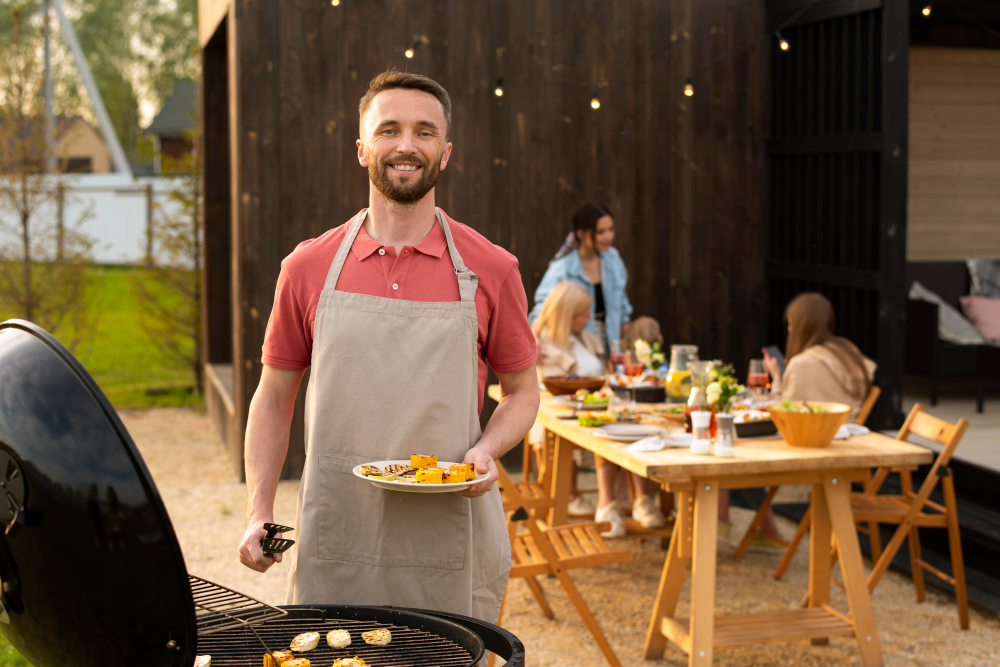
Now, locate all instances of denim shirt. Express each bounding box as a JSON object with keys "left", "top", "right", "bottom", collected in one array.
[{"left": 528, "top": 246, "right": 633, "bottom": 345}]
